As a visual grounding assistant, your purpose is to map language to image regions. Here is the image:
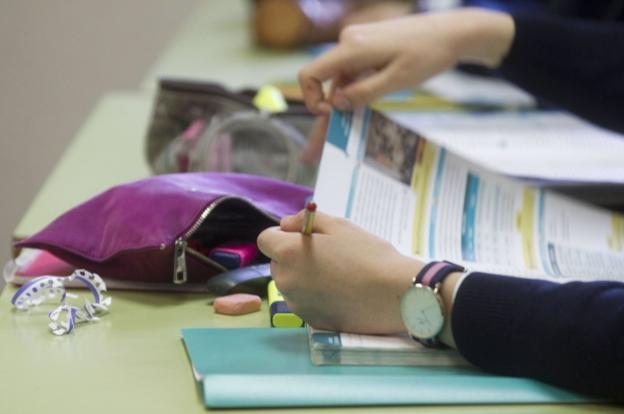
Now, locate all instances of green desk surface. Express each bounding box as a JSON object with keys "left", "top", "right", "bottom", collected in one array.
[
  {"left": 13, "top": 91, "right": 153, "bottom": 240},
  {"left": 1, "top": 285, "right": 621, "bottom": 414},
  {"left": 142, "top": 0, "right": 312, "bottom": 89}
]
